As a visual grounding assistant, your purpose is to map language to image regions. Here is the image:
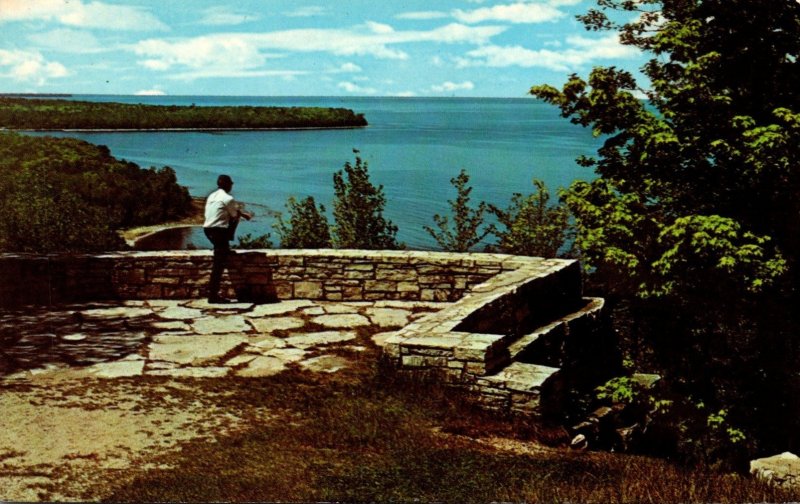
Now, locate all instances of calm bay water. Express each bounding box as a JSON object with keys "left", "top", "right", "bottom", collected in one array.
[{"left": 42, "top": 95, "right": 600, "bottom": 249}]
